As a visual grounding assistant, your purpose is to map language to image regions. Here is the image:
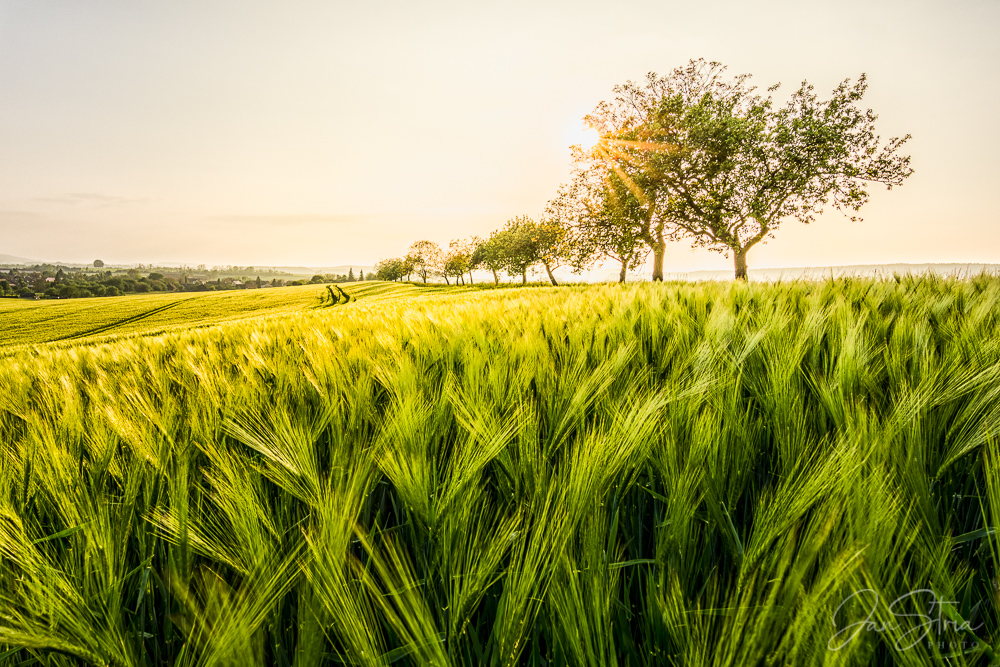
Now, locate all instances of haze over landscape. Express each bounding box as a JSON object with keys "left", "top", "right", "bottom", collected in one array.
[
  {"left": 1, "top": 0, "right": 998, "bottom": 272},
  {"left": 6, "top": 4, "right": 1000, "bottom": 664}
]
